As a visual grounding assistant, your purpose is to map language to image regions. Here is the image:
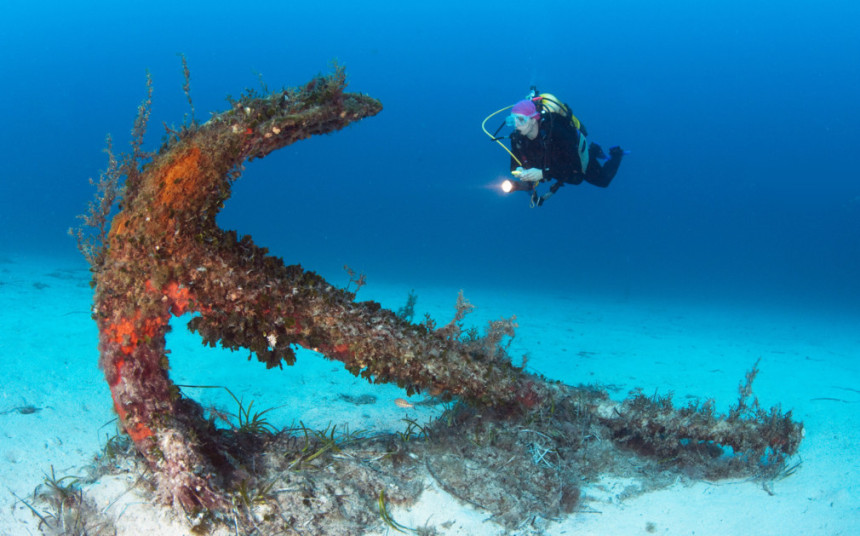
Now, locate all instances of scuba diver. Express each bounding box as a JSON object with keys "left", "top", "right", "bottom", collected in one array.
[{"left": 483, "top": 89, "right": 625, "bottom": 207}]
